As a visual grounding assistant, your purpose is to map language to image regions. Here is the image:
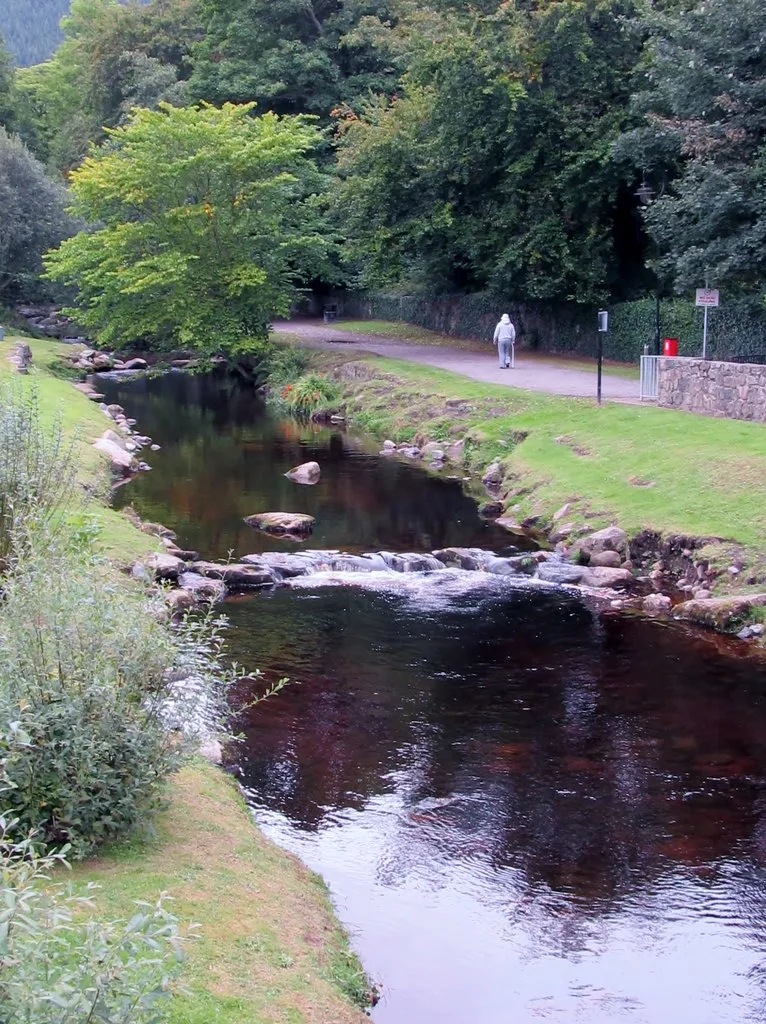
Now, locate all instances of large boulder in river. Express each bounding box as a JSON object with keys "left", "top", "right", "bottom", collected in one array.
[
  {"left": 285, "top": 461, "right": 321, "bottom": 485},
  {"left": 579, "top": 525, "right": 628, "bottom": 562},
  {"left": 244, "top": 512, "right": 315, "bottom": 536}
]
